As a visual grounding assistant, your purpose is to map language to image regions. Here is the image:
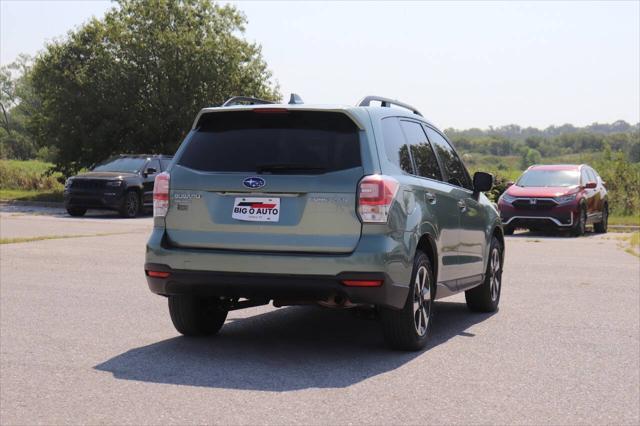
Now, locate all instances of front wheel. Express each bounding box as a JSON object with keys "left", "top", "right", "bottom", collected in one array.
[
  {"left": 120, "top": 190, "right": 140, "bottom": 218},
  {"left": 380, "top": 251, "right": 434, "bottom": 351},
  {"left": 168, "top": 296, "right": 228, "bottom": 337},
  {"left": 571, "top": 206, "right": 587, "bottom": 237},
  {"left": 66, "top": 207, "right": 87, "bottom": 217},
  {"left": 465, "top": 237, "right": 503, "bottom": 312}
]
